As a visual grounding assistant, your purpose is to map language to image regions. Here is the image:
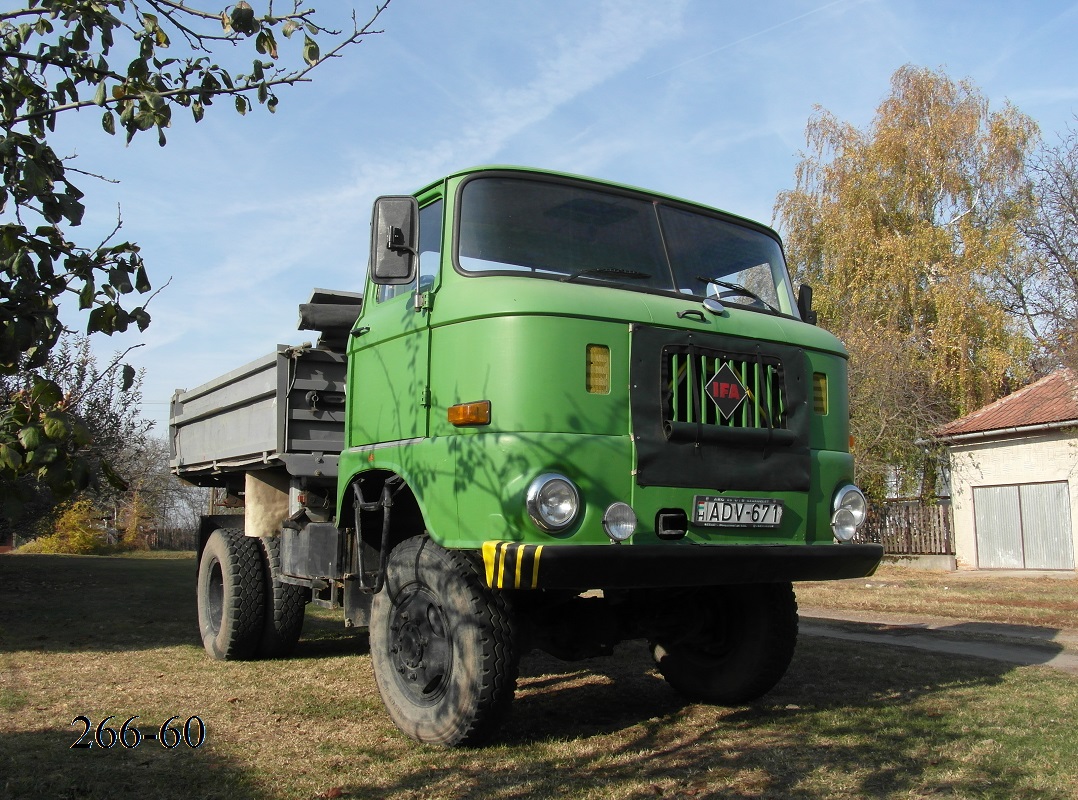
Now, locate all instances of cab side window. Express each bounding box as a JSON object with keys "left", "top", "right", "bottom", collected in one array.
[
  {"left": 376, "top": 199, "right": 443, "bottom": 303},
  {"left": 418, "top": 199, "right": 443, "bottom": 290}
]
